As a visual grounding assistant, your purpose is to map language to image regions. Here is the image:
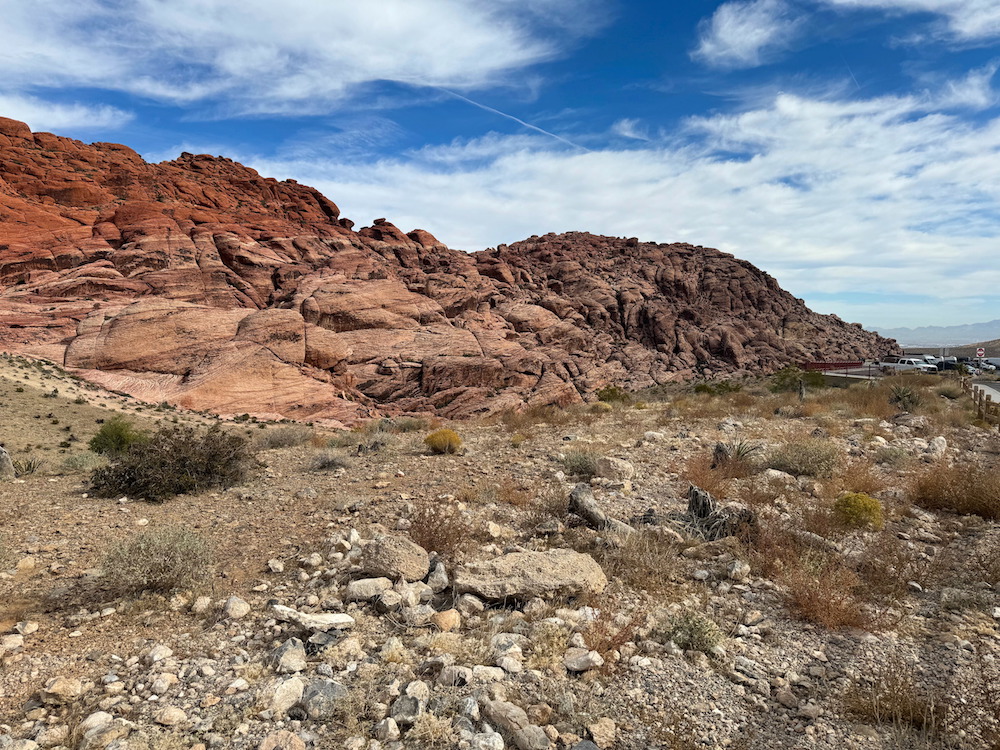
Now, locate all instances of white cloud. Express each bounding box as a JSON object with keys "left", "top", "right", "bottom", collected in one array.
[
  {"left": 820, "top": 0, "right": 1000, "bottom": 42},
  {"left": 0, "top": 0, "right": 601, "bottom": 114},
  {"left": 0, "top": 93, "right": 132, "bottom": 131},
  {"left": 611, "top": 118, "right": 651, "bottom": 140},
  {"left": 693, "top": 0, "right": 804, "bottom": 69},
  {"left": 230, "top": 71, "right": 1000, "bottom": 328}
]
